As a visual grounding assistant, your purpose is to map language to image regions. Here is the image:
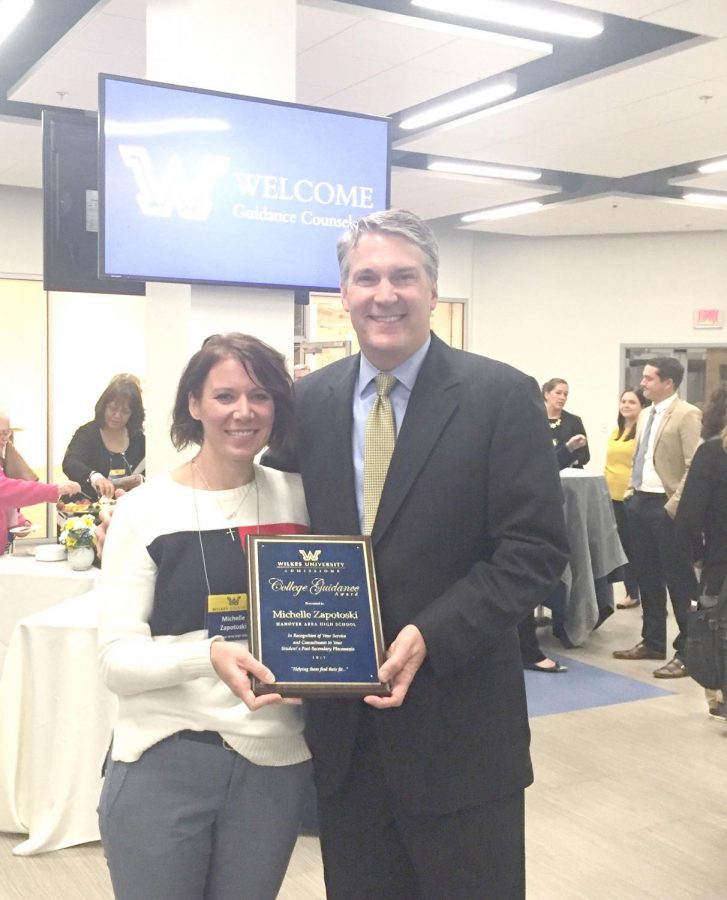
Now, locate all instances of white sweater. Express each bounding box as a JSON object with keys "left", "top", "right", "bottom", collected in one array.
[{"left": 98, "top": 465, "right": 311, "bottom": 766}]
